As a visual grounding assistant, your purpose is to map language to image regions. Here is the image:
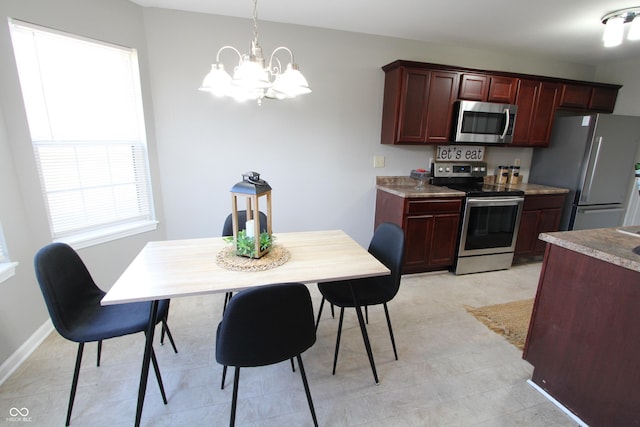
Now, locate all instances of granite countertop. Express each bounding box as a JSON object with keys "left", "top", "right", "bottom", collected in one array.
[
  {"left": 540, "top": 226, "right": 640, "bottom": 273},
  {"left": 376, "top": 176, "right": 569, "bottom": 198},
  {"left": 376, "top": 177, "right": 464, "bottom": 198},
  {"left": 501, "top": 182, "right": 569, "bottom": 195}
]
